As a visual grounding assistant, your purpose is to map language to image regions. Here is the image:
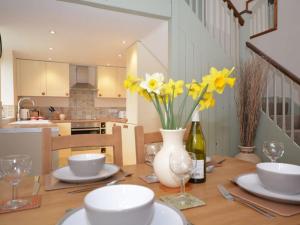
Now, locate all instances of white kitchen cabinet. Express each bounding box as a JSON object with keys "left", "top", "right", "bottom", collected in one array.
[
  {"left": 97, "top": 66, "right": 126, "bottom": 98},
  {"left": 16, "top": 59, "right": 69, "bottom": 97},
  {"left": 106, "top": 122, "right": 136, "bottom": 165},
  {"left": 17, "top": 59, "right": 46, "bottom": 96},
  {"left": 46, "top": 62, "right": 69, "bottom": 97}
]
